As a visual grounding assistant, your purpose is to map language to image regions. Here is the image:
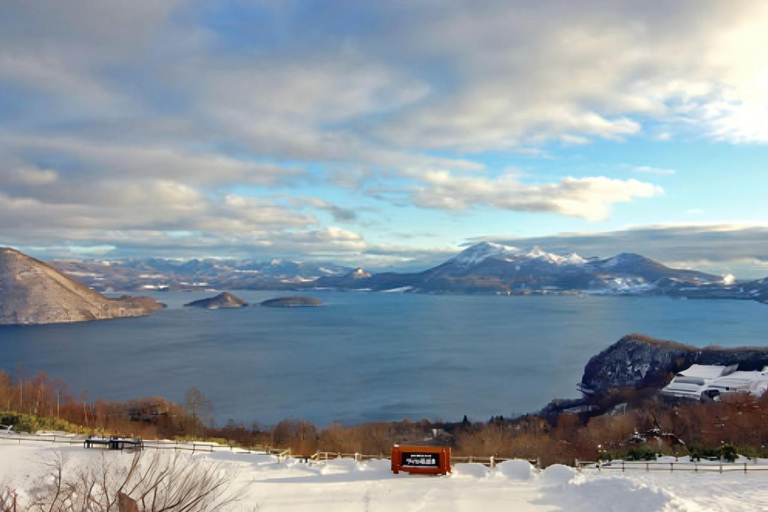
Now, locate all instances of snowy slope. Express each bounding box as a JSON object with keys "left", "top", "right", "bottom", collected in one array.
[
  {"left": 2, "top": 442, "right": 767, "bottom": 511},
  {"left": 450, "top": 242, "right": 586, "bottom": 268}
]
